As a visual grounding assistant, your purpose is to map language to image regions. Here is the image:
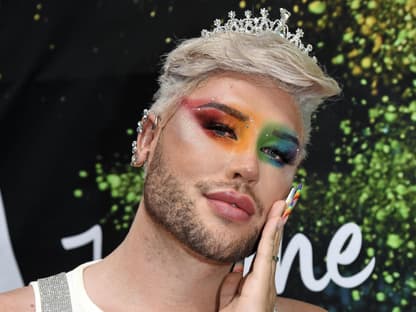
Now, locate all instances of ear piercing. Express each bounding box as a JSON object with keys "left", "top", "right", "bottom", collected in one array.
[
  {"left": 130, "top": 109, "right": 158, "bottom": 167},
  {"left": 131, "top": 140, "right": 139, "bottom": 166},
  {"left": 136, "top": 109, "right": 149, "bottom": 135}
]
